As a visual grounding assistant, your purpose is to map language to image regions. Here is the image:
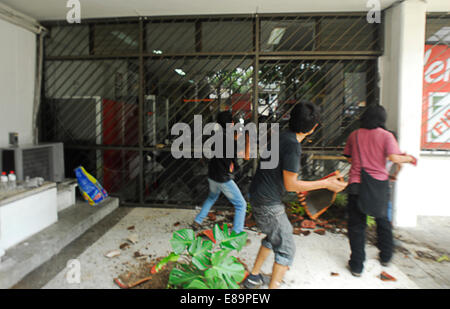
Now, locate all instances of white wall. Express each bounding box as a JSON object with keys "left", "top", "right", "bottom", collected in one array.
[
  {"left": 415, "top": 156, "right": 450, "bottom": 216},
  {"left": 380, "top": 0, "right": 450, "bottom": 226},
  {"left": 0, "top": 18, "right": 36, "bottom": 147}
]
